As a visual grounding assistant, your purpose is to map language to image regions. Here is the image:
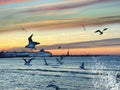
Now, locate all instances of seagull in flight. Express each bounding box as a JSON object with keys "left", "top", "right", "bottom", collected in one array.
[
  {"left": 56, "top": 58, "right": 64, "bottom": 65},
  {"left": 43, "top": 58, "right": 50, "bottom": 66},
  {"left": 25, "top": 34, "right": 40, "bottom": 49},
  {"left": 80, "top": 62, "right": 85, "bottom": 69},
  {"left": 23, "top": 57, "right": 35, "bottom": 66},
  {"left": 46, "top": 80, "right": 60, "bottom": 90},
  {"left": 95, "top": 28, "right": 108, "bottom": 35}
]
